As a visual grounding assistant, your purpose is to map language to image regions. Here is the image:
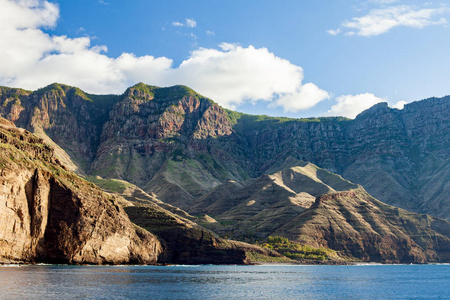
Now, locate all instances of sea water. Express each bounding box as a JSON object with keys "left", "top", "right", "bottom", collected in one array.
[{"left": 0, "top": 264, "right": 449, "bottom": 299}]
